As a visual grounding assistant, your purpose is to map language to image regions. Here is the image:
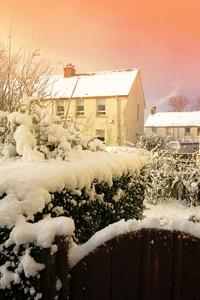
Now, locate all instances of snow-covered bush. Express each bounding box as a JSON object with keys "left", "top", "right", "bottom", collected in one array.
[
  {"left": 0, "top": 154, "right": 147, "bottom": 298},
  {"left": 34, "top": 171, "right": 146, "bottom": 244},
  {"left": 111, "top": 135, "right": 200, "bottom": 206},
  {"left": 137, "top": 134, "right": 200, "bottom": 205},
  {"left": 0, "top": 98, "right": 147, "bottom": 298},
  {"left": 0, "top": 97, "right": 106, "bottom": 161},
  {"left": 0, "top": 217, "right": 74, "bottom": 299},
  {"left": 138, "top": 133, "right": 165, "bottom": 151}
]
